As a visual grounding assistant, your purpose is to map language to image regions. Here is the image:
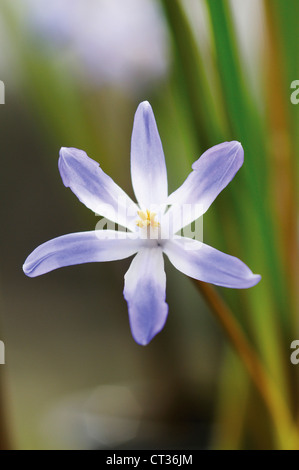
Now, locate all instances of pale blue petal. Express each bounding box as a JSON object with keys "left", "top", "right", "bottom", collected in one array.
[
  {"left": 163, "top": 237, "right": 261, "bottom": 289},
  {"left": 23, "top": 230, "right": 144, "bottom": 277},
  {"left": 166, "top": 141, "right": 244, "bottom": 232},
  {"left": 59, "top": 147, "right": 138, "bottom": 231},
  {"left": 130, "top": 101, "right": 168, "bottom": 208},
  {"left": 123, "top": 247, "right": 168, "bottom": 345}
]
